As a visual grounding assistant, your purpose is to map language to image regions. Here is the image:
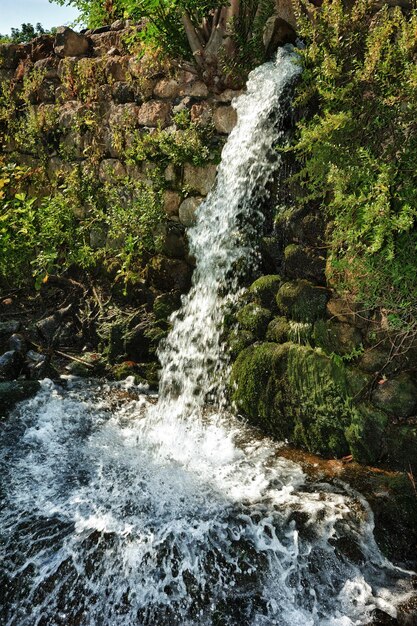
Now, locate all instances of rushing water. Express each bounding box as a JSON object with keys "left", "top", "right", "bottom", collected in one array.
[{"left": 0, "top": 48, "right": 414, "bottom": 626}]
